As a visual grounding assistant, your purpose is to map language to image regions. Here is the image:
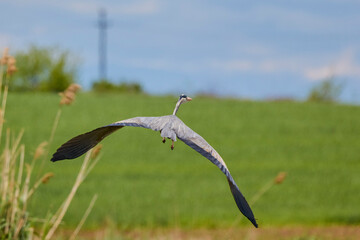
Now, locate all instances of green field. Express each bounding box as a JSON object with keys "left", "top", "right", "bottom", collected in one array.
[{"left": 5, "top": 93, "right": 360, "bottom": 229}]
